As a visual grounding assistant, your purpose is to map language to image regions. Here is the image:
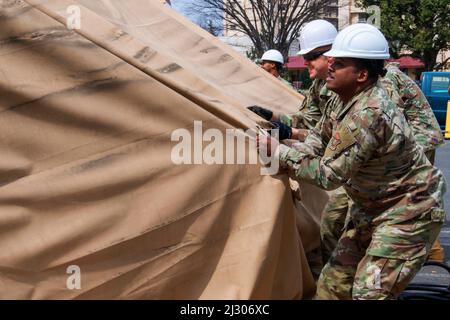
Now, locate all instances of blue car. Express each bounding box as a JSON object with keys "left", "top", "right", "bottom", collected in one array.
[{"left": 420, "top": 71, "right": 450, "bottom": 132}]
